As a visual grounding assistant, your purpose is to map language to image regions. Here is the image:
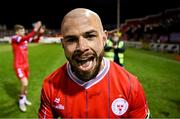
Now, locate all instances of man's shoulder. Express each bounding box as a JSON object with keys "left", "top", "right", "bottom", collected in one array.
[
  {"left": 11, "top": 35, "right": 22, "bottom": 44},
  {"left": 109, "top": 62, "right": 144, "bottom": 96},
  {"left": 11, "top": 35, "right": 20, "bottom": 39},
  {"left": 43, "top": 63, "right": 67, "bottom": 84},
  {"left": 109, "top": 62, "right": 138, "bottom": 82}
]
